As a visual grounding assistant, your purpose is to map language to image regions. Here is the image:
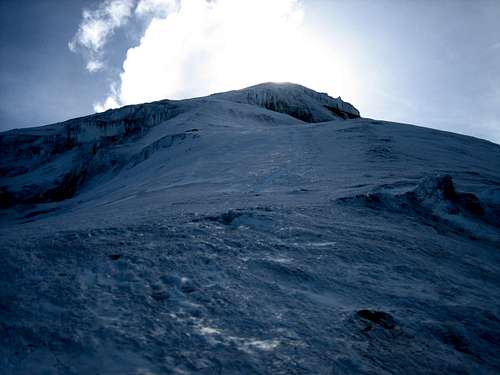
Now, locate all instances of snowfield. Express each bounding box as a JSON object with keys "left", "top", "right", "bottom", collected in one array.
[{"left": 1, "top": 83, "right": 499, "bottom": 374}]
